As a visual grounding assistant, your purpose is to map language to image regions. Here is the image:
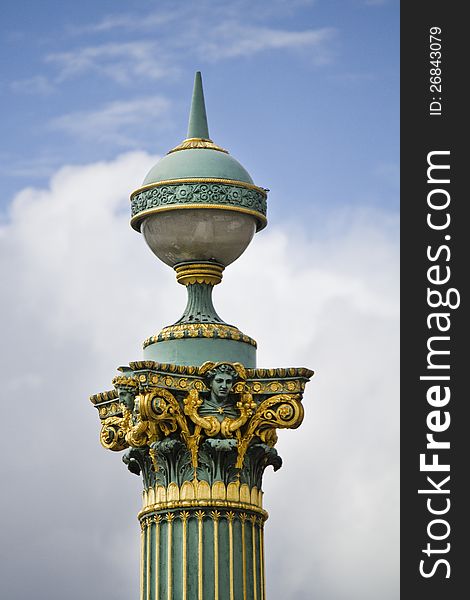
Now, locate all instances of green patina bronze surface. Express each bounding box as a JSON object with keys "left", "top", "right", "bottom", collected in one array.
[
  {"left": 131, "top": 70, "right": 268, "bottom": 234},
  {"left": 176, "top": 282, "right": 224, "bottom": 325},
  {"left": 140, "top": 509, "right": 264, "bottom": 600},
  {"left": 142, "top": 281, "right": 258, "bottom": 366},
  {"left": 143, "top": 337, "right": 257, "bottom": 368},
  {"left": 140, "top": 71, "right": 255, "bottom": 188},
  {"left": 142, "top": 150, "right": 255, "bottom": 187},
  {"left": 89, "top": 72, "right": 312, "bottom": 599},
  {"left": 186, "top": 71, "right": 210, "bottom": 140},
  {"left": 91, "top": 360, "right": 312, "bottom": 599},
  {"left": 91, "top": 361, "right": 312, "bottom": 490}
]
